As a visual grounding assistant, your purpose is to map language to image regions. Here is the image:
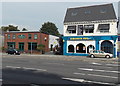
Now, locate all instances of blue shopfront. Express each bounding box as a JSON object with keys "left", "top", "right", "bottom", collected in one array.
[{"left": 63, "top": 35, "right": 118, "bottom": 58}]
